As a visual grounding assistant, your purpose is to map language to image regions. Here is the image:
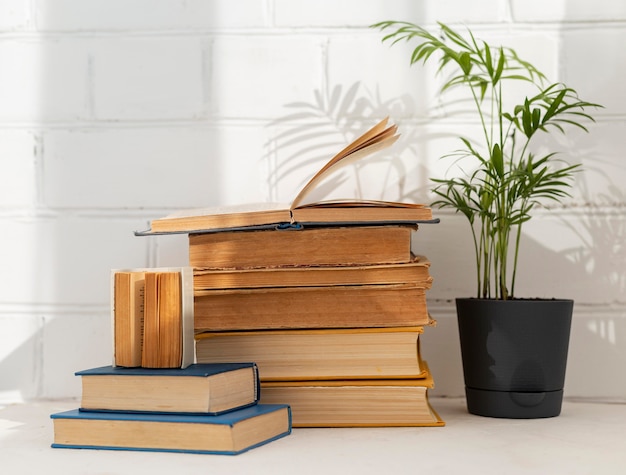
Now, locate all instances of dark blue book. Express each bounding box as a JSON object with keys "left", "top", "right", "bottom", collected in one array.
[
  {"left": 77, "top": 363, "right": 259, "bottom": 415},
  {"left": 51, "top": 404, "right": 291, "bottom": 455}
]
